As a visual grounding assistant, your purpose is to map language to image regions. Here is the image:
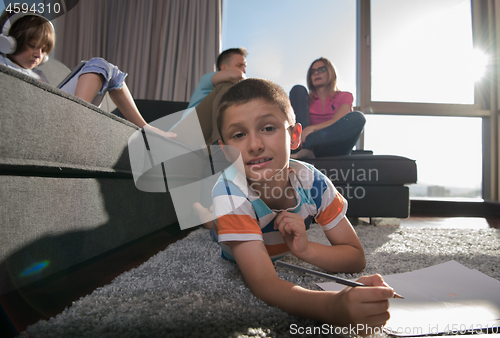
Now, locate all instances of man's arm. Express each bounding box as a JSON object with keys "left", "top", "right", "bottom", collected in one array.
[
  {"left": 228, "top": 239, "right": 392, "bottom": 332},
  {"left": 211, "top": 68, "right": 245, "bottom": 86}
]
